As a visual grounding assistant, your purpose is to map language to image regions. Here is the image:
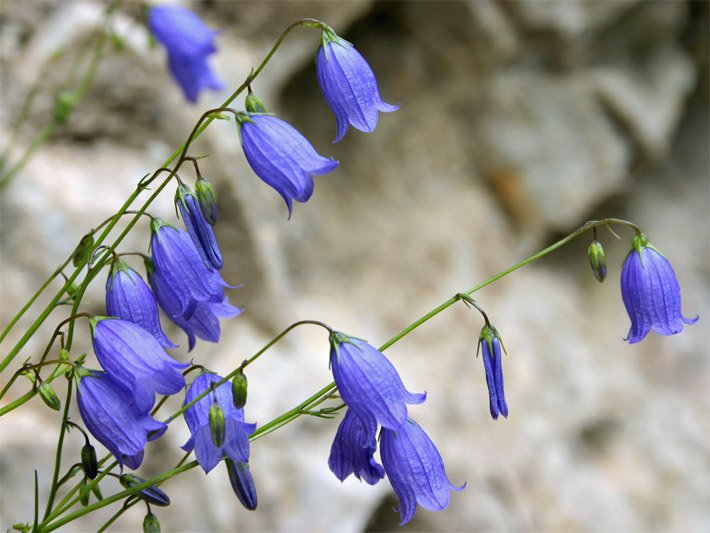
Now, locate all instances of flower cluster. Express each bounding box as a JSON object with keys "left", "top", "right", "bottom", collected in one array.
[{"left": 328, "top": 332, "right": 463, "bottom": 524}]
